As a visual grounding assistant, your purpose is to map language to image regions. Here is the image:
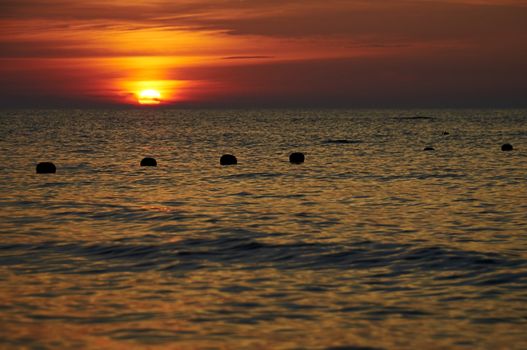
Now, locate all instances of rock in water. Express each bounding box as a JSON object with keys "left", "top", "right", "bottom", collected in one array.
[{"left": 36, "top": 162, "right": 56, "bottom": 174}]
